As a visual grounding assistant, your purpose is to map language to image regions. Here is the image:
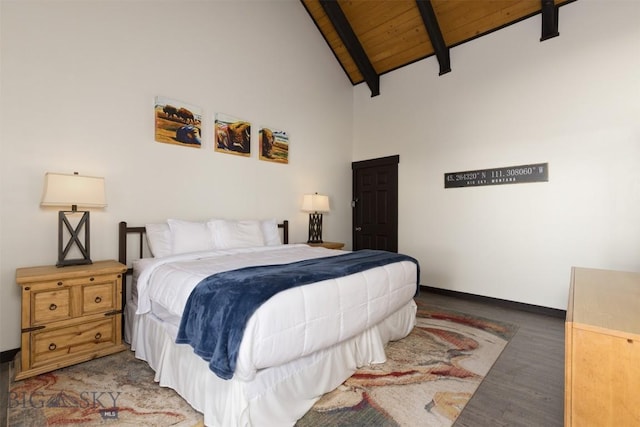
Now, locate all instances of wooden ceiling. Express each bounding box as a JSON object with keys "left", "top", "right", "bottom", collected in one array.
[{"left": 301, "top": 0, "right": 575, "bottom": 96}]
